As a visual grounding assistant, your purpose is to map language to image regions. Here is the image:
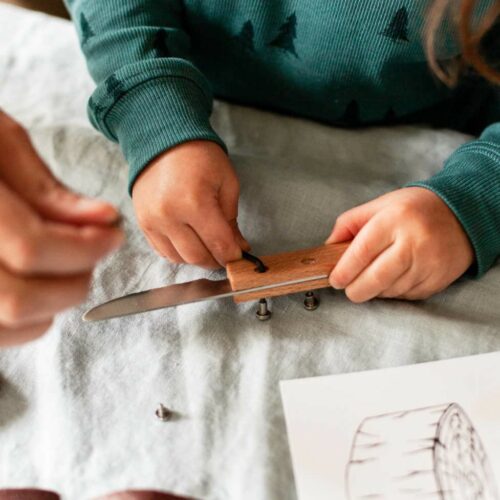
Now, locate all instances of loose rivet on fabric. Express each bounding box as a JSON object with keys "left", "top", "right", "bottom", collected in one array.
[{"left": 155, "top": 403, "right": 172, "bottom": 422}]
